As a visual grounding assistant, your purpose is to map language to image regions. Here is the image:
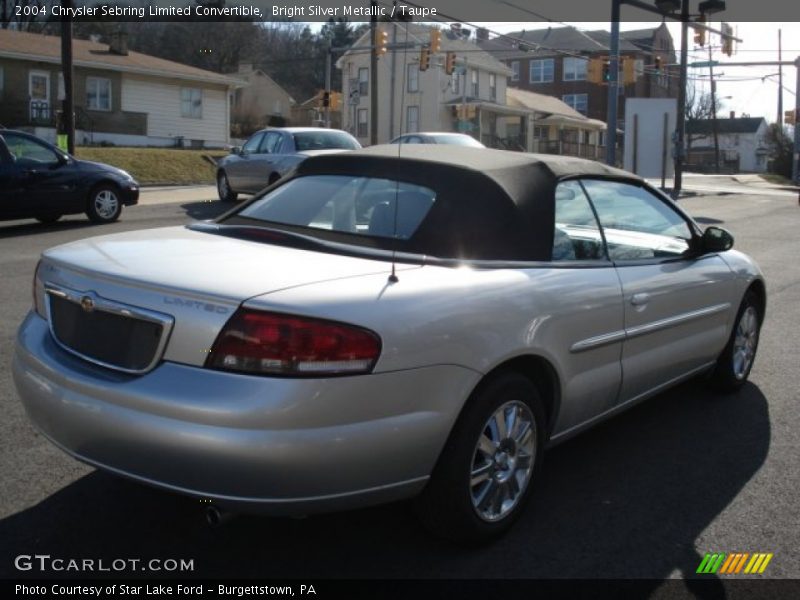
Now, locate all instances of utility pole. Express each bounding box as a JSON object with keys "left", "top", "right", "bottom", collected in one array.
[
  {"left": 369, "top": 1, "right": 378, "bottom": 145},
  {"left": 794, "top": 56, "right": 800, "bottom": 184},
  {"left": 60, "top": 0, "right": 75, "bottom": 154},
  {"left": 324, "top": 44, "right": 332, "bottom": 128},
  {"left": 605, "top": 3, "right": 621, "bottom": 167},
  {"left": 672, "top": 0, "right": 690, "bottom": 198},
  {"left": 777, "top": 29, "right": 783, "bottom": 125},
  {"left": 709, "top": 44, "right": 720, "bottom": 173}
]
